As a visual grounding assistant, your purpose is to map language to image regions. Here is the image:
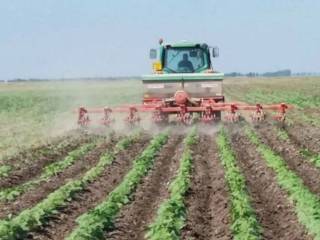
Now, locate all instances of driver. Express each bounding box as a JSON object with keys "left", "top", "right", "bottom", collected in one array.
[{"left": 178, "top": 54, "right": 194, "bottom": 72}]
